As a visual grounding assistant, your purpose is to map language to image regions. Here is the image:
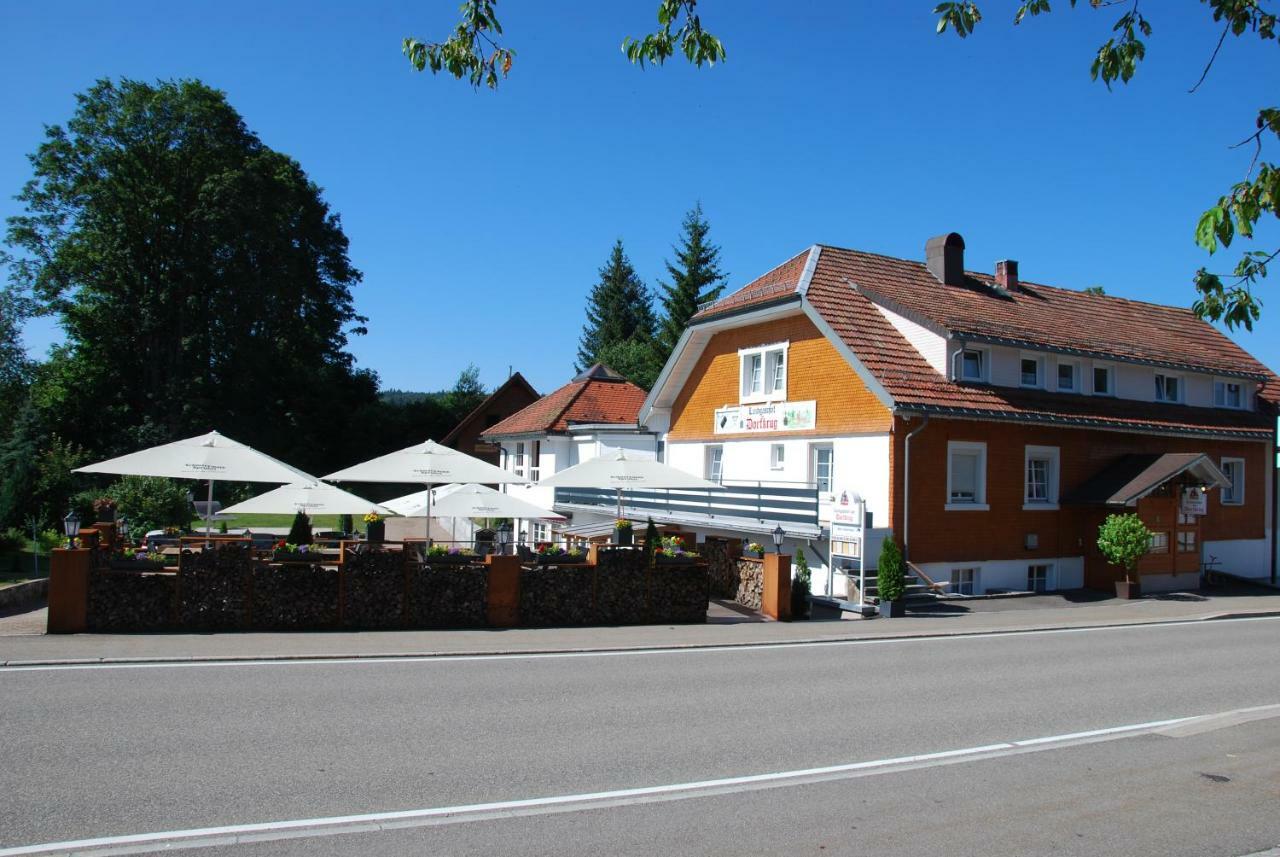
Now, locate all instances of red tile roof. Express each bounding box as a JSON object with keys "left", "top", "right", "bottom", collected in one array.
[
  {"left": 747, "top": 242, "right": 1278, "bottom": 440},
  {"left": 692, "top": 249, "right": 810, "bottom": 320},
  {"left": 481, "top": 366, "right": 647, "bottom": 439}
]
